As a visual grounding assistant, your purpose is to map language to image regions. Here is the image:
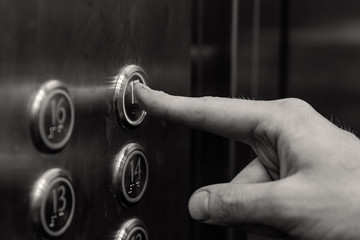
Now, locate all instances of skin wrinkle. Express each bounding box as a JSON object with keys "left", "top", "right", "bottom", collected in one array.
[
  {"left": 252, "top": 134, "right": 280, "bottom": 179},
  {"left": 253, "top": 146, "right": 279, "bottom": 179},
  {"left": 257, "top": 137, "right": 279, "bottom": 168},
  {"left": 215, "top": 186, "right": 238, "bottom": 225}
]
